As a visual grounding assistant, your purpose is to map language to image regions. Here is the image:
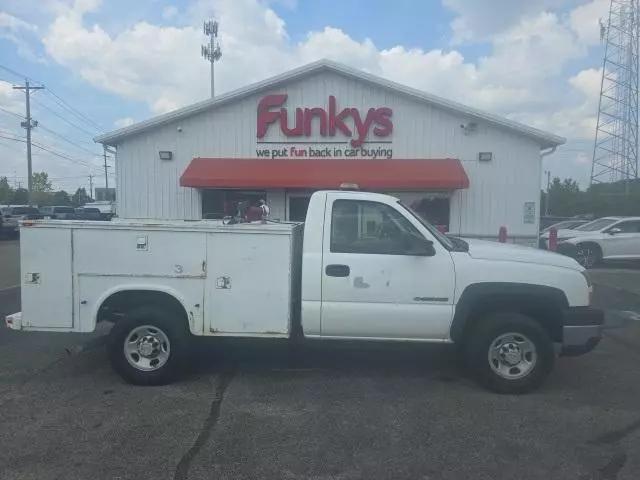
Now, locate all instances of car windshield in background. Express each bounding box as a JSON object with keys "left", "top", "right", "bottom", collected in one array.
[
  {"left": 83, "top": 208, "right": 101, "bottom": 213},
  {"left": 574, "top": 218, "right": 617, "bottom": 231},
  {"left": 55, "top": 207, "right": 75, "bottom": 213},
  {"left": 11, "top": 207, "right": 40, "bottom": 215},
  {"left": 398, "top": 201, "right": 454, "bottom": 250}
]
